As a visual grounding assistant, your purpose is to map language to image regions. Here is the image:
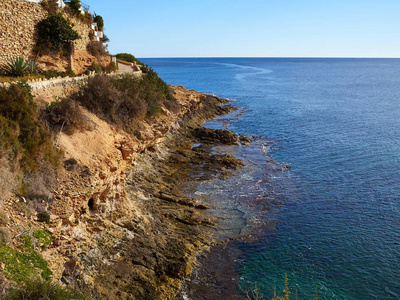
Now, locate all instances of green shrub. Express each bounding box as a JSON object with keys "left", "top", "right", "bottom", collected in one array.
[
  {"left": 59, "top": 68, "right": 75, "bottom": 78},
  {"left": 7, "top": 277, "right": 90, "bottom": 300},
  {"left": 0, "top": 115, "right": 21, "bottom": 162},
  {"left": 142, "top": 67, "right": 174, "bottom": 101},
  {"left": 0, "top": 82, "right": 61, "bottom": 171},
  {"left": 140, "top": 63, "right": 149, "bottom": 74},
  {"left": 25, "top": 60, "right": 38, "bottom": 75},
  {"left": 76, "top": 74, "right": 122, "bottom": 119},
  {"left": 1, "top": 57, "right": 38, "bottom": 77},
  {"left": 87, "top": 41, "right": 108, "bottom": 60},
  {"left": 66, "top": 0, "right": 82, "bottom": 15},
  {"left": 45, "top": 98, "right": 87, "bottom": 135},
  {"left": 76, "top": 69, "right": 176, "bottom": 126},
  {"left": 116, "top": 53, "right": 141, "bottom": 65},
  {"left": 36, "top": 13, "right": 81, "bottom": 51},
  {"left": 37, "top": 212, "right": 50, "bottom": 224},
  {"left": 76, "top": 75, "right": 146, "bottom": 132},
  {"left": 42, "top": 70, "right": 59, "bottom": 79},
  {"left": 0, "top": 230, "right": 53, "bottom": 283},
  {"left": 146, "top": 105, "right": 162, "bottom": 118},
  {"left": 89, "top": 61, "right": 102, "bottom": 73},
  {"left": 103, "top": 61, "right": 116, "bottom": 73},
  {"left": 100, "top": 34, "right": 110, "bottom": 43},
  {"left": 93, "top": 13, "right": 104, "bottom": 31}
]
